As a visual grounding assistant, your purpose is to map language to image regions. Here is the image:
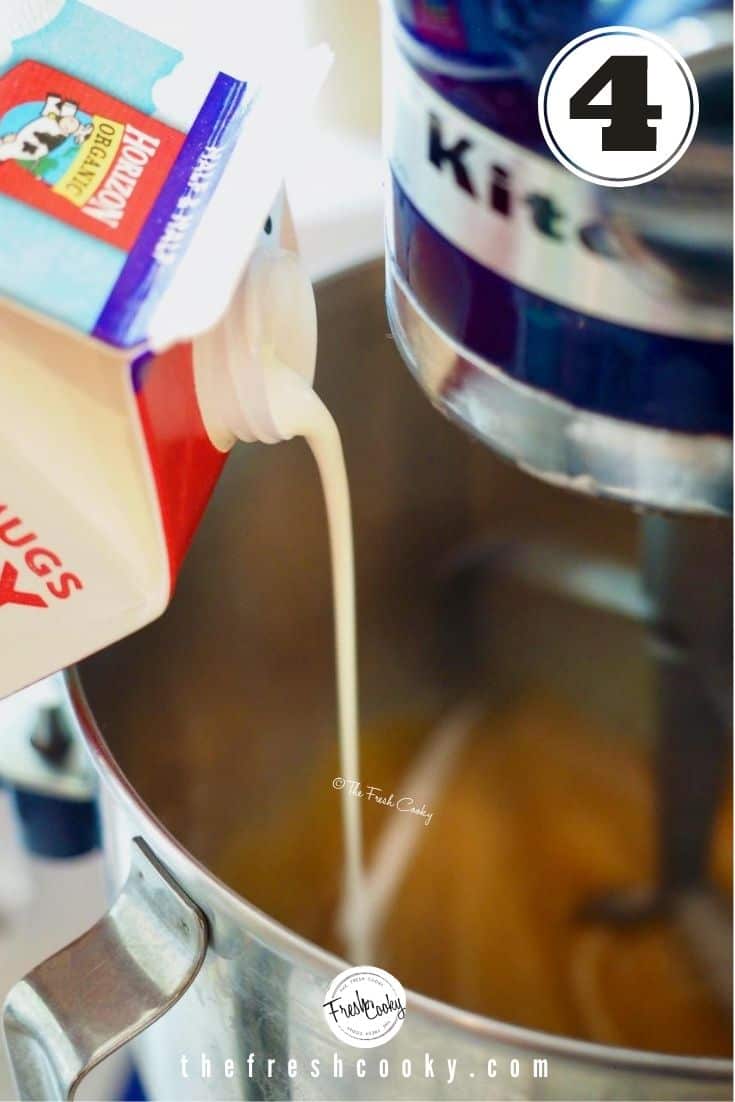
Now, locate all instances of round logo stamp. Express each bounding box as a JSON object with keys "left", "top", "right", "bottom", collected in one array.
[
  {"left": 322, "top": 966, "right": 407, "bottom": 1049},
  {"left": 538, "top": 26, "right": 699, "bottom": 187}
]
